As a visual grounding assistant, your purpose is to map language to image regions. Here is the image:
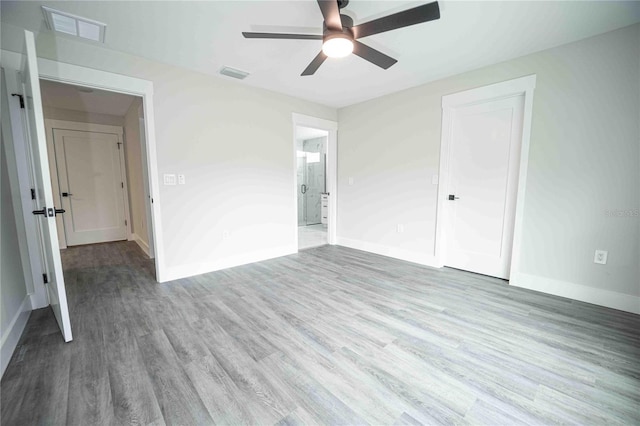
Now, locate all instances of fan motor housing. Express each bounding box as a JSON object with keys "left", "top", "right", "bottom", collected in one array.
[{"left": 322, "top": 14, "right": 354, "bottom": 42}]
